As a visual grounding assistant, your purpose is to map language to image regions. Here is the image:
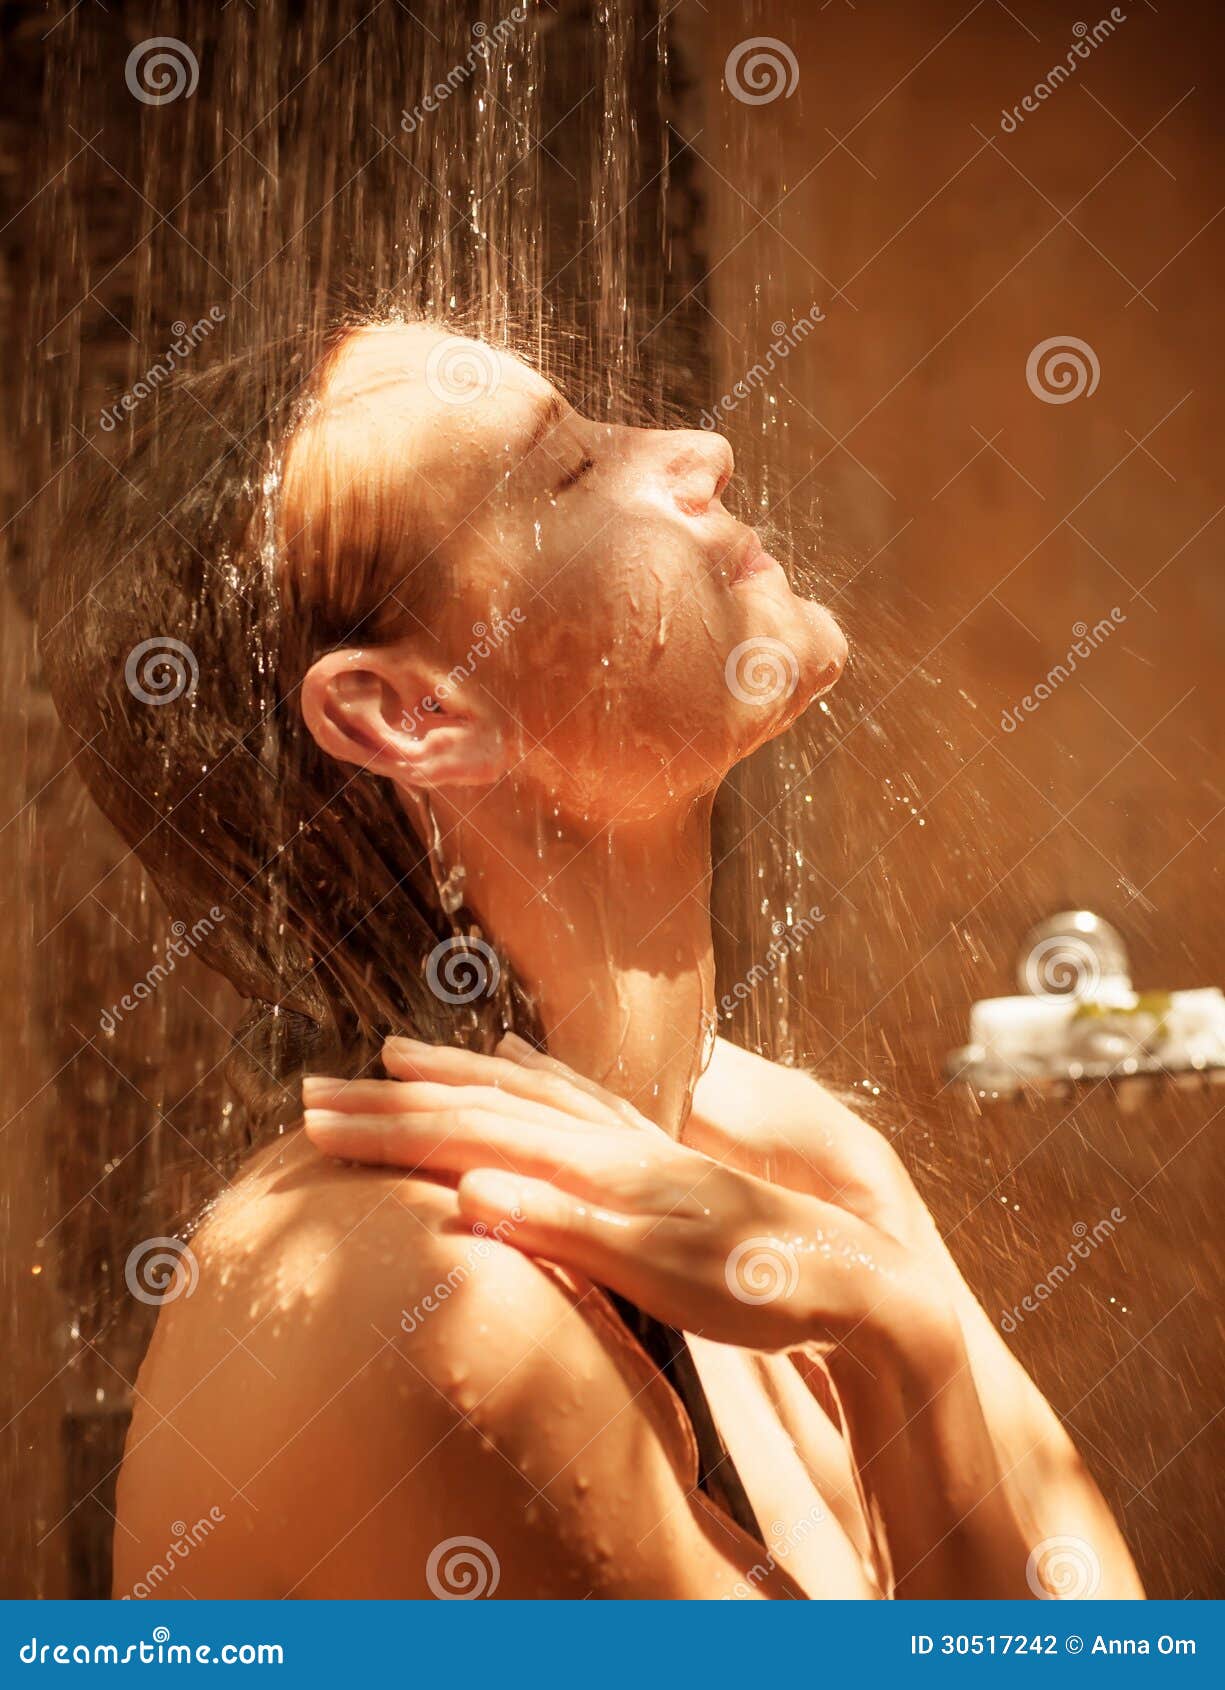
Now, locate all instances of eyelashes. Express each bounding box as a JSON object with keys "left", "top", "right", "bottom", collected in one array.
[{"left": 555, "top": 454, "right": 596, "bottom": 493}]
